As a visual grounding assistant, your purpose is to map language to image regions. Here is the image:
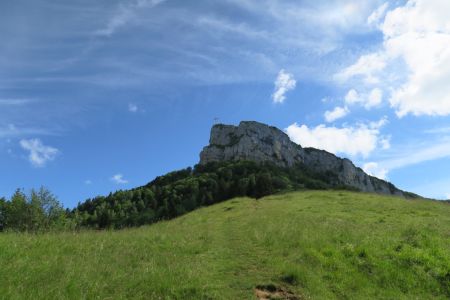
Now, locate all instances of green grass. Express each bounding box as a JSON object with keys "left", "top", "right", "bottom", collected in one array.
[{"left": 1, "top": 191, "right": 449, "bottom": 299}]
